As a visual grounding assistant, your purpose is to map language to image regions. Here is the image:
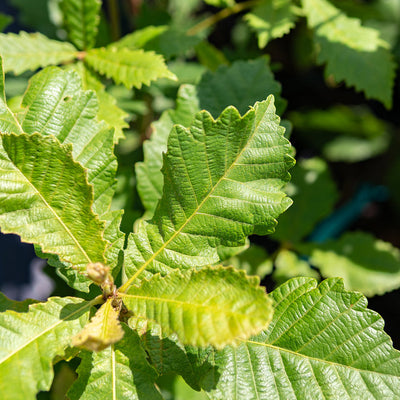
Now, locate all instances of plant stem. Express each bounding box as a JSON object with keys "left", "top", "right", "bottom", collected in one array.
[
  {"left": 187, "top": 0, "right": 261, "bottom": 36},
  {"left": 108, "top": 0, "right": 121, "bottom": 41}
]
